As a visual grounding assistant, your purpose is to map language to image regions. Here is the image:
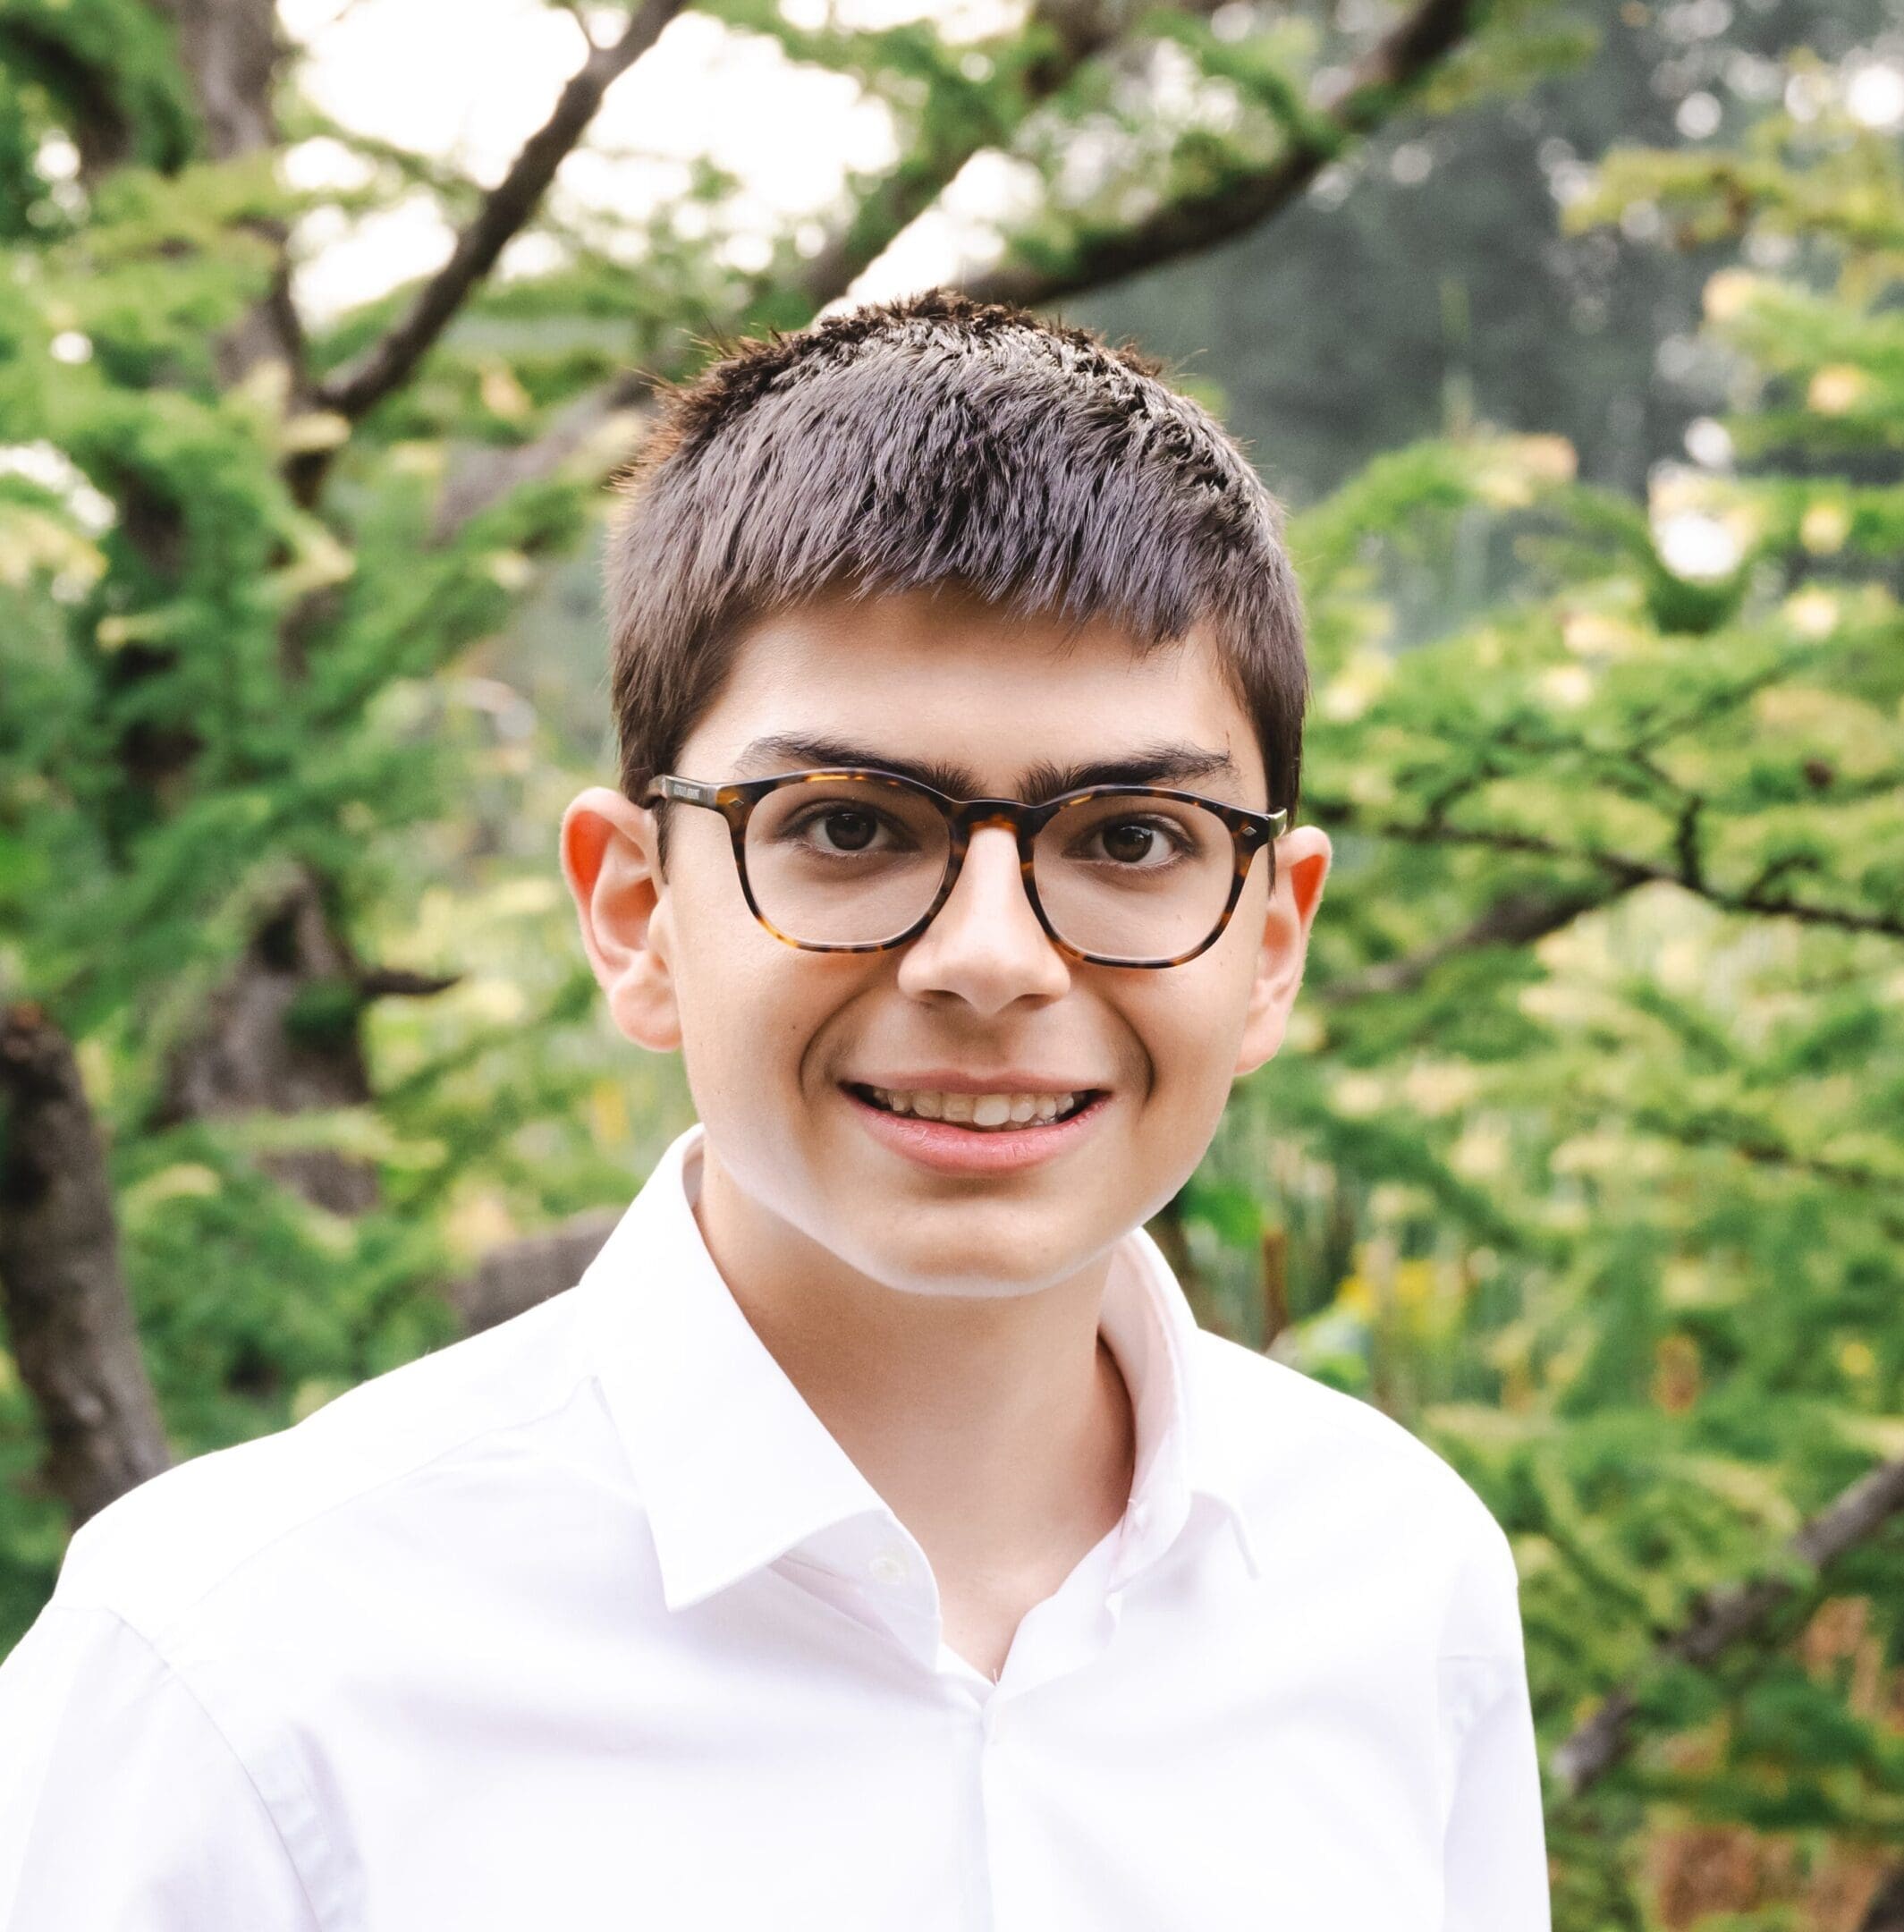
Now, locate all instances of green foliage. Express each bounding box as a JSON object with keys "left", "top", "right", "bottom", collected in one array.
[
  {"left": 2, "top": 5, "right": 1900, "bottom": 1928},
  {"left": 0, "top": 0, "right": 198, "bottom": 199}
]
